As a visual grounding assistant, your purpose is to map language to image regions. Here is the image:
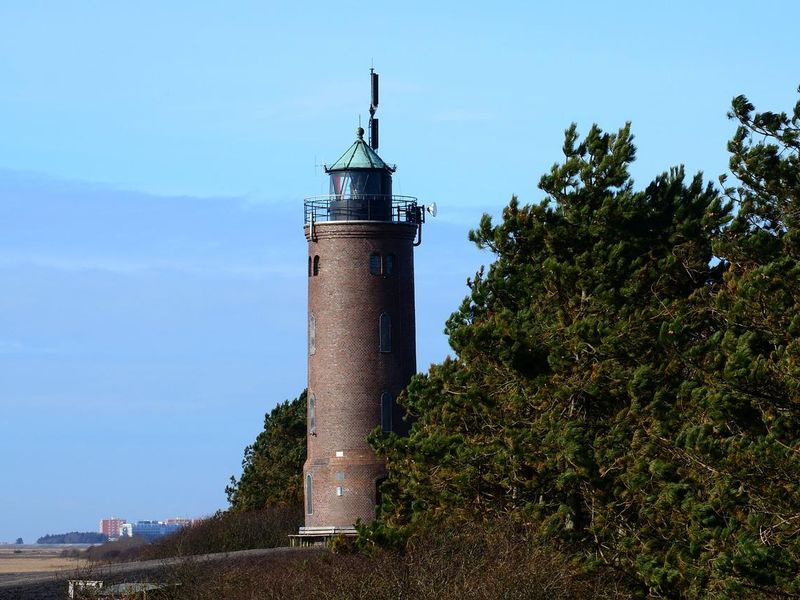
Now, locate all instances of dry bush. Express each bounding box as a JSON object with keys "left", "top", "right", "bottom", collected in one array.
[
  {"left": 78, "top": 507, "right": 302, "bottom": 565},
  {"left": 81, "top": 536, "right": 150, "bottom": 563},
  {"left": 165, "top": 519, "right": 632, "bottom": 600},
  {"left": 136, "top": 506, "right": 303, "bottom": 560}
]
